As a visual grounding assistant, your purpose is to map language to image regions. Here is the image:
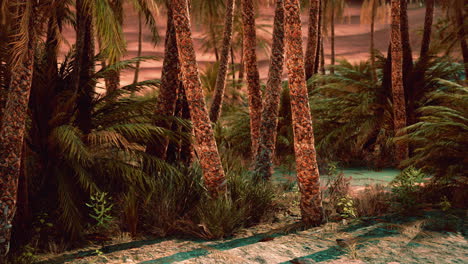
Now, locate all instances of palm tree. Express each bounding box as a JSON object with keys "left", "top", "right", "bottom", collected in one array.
[
  {"left": 209, "top": 0, "right": 235, "bottom": 123},
  {"left": 361, "top": 0, "right": 389, "bottom": 82},
  {"left": 253, "top": 0, "right": 285, "bottom": 180},
  {"left": 284, "top": 0, "right": 323, "bottom": 226},
  {"left": 390, "top": 0, "right": 409, "bottom": 163},
  {"left": 322, "top": 0, "right": 346, "bottom": 75},
  {"left": 74, "top": 0, "right": 96, "bottom": 134},
  {"left": 0, "top": 1, "right": 43, "bottom": 256},
  {"left": 241, "top": 0, "right": 263, "bottom": 158},
  {"left": 305, "top": 0, "right": 320, "bottom": 81},
  {"left": 133, "top": 12, "right": 143, "bottom": 85},
  {"left": 146, "top": 0, "right": 181, "bottom": 160},
  {"left": 171, "top": 0, "right": 226, "bottom": 196},
  {"left": 314, "top": 0, "right": 323, "bottom": 75},
  {"left": 439, "top": 0, "right": 468, "bottom": 78},
  {"left": 400, "top": 0, "right": 413, "bottom": 79},
  {"left": 420, "top": 0, "right": 434, "bottom": 59}
]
